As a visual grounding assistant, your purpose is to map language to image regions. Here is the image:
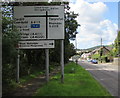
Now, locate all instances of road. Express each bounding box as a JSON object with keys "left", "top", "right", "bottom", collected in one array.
[{"left": 78, "top": 60, "right": 119, "bottom": 96}]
